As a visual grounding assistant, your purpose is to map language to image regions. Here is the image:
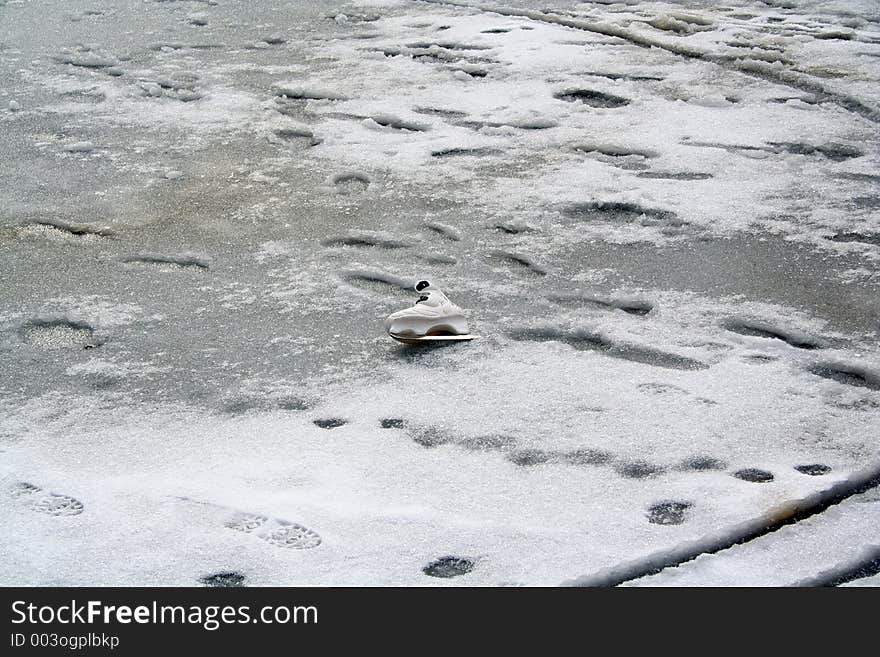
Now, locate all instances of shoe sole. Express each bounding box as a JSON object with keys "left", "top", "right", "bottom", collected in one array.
[
  {"left": 385, "top": 315, "right": 469, "bottom": 337},
  {"left": 389, "top": 332, "right": 479, "bottom": 344}
]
